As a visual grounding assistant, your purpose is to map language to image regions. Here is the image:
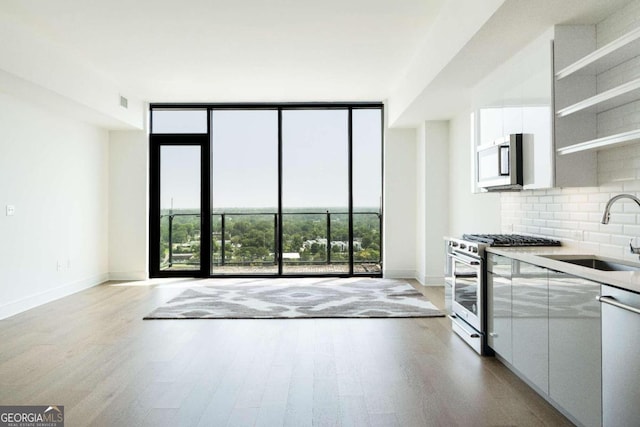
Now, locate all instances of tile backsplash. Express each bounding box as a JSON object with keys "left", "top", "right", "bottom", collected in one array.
[{"left": 501, "top": 144, "right": 640, "bottom": 261}]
